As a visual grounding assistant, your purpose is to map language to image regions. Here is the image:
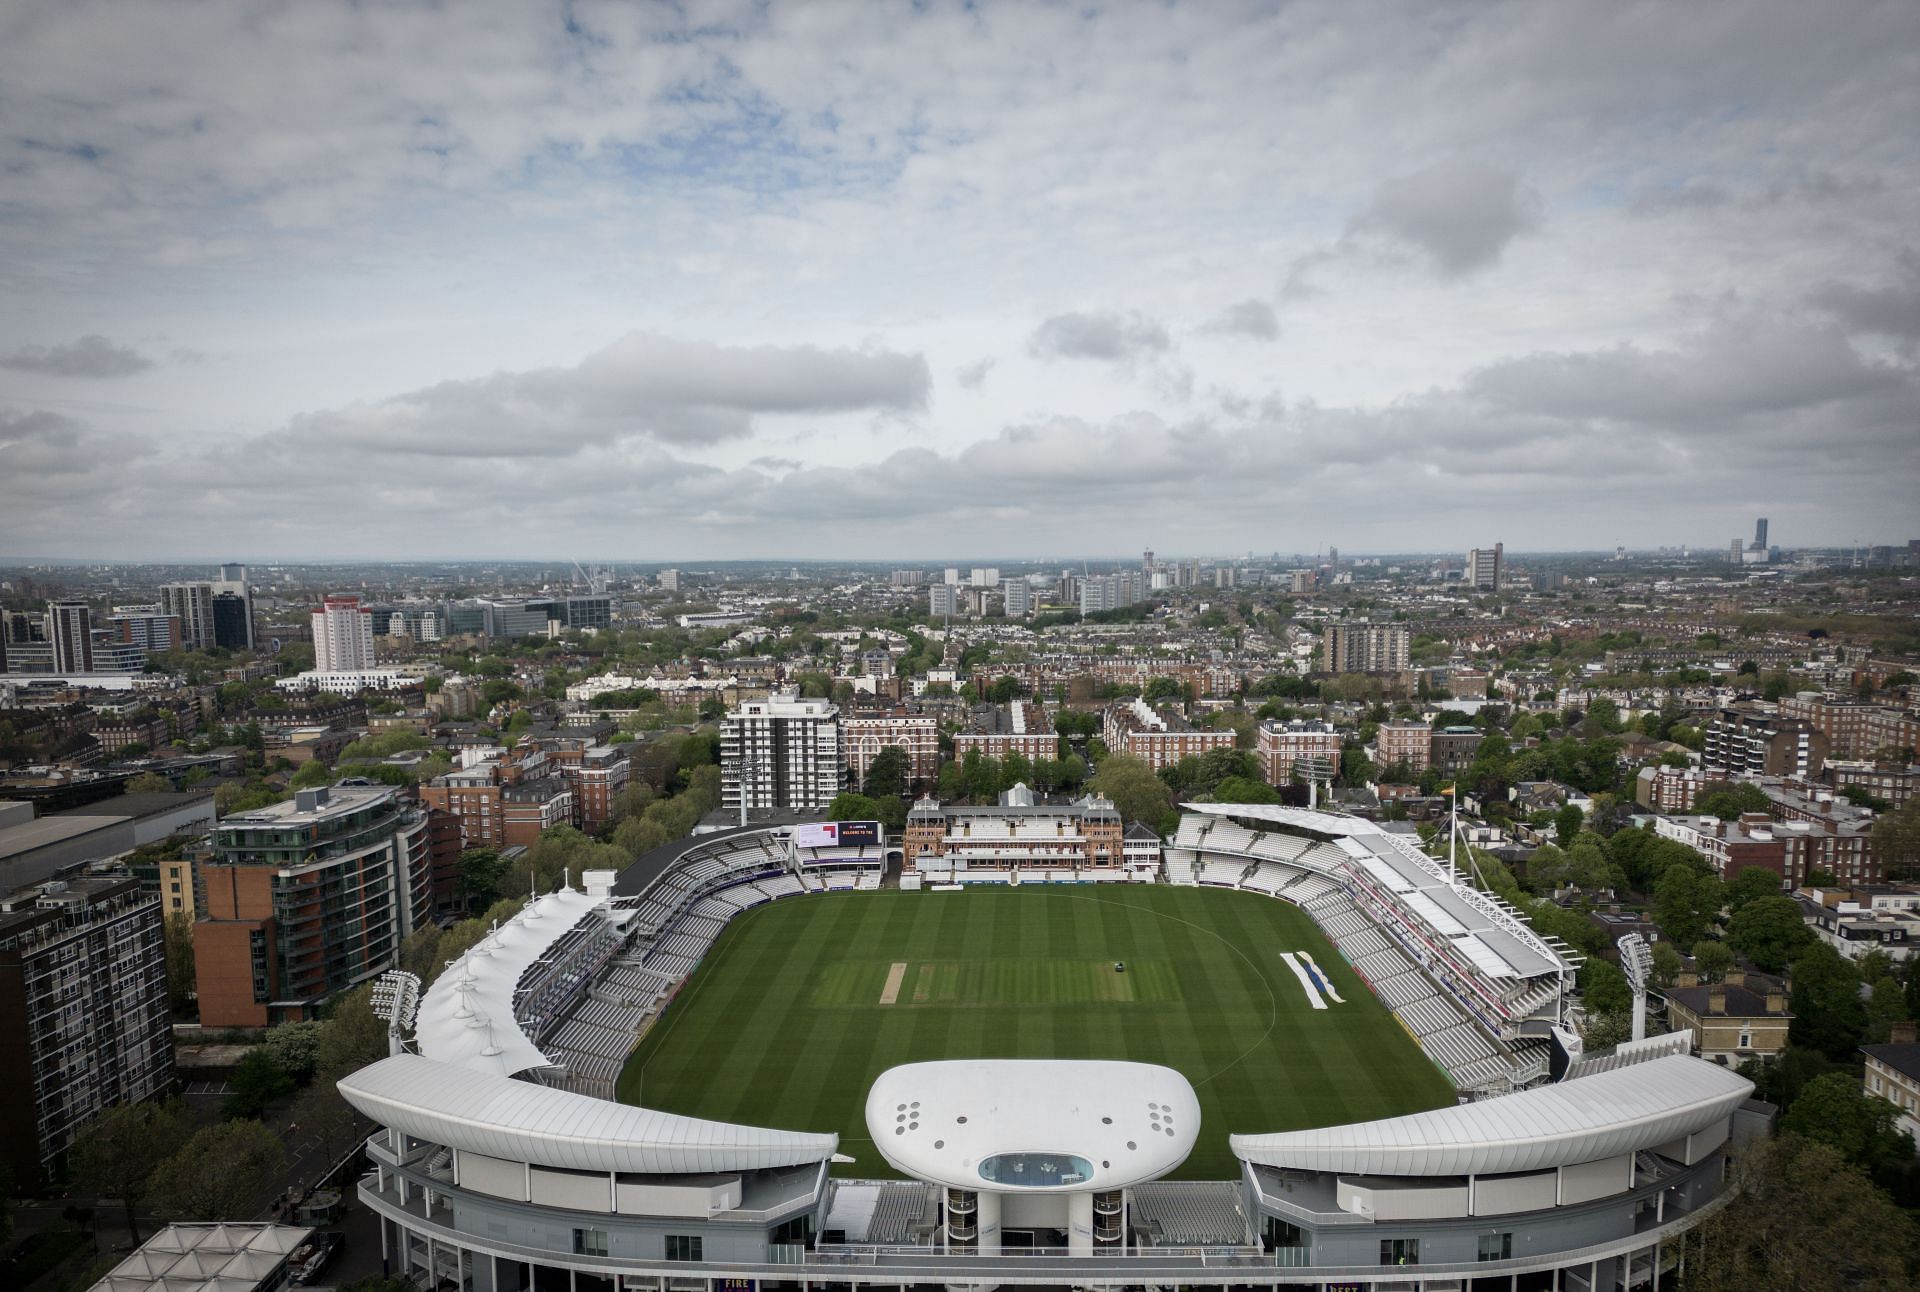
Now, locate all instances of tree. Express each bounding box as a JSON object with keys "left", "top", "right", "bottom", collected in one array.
[
  {"left": 1781, "top": 1074, "right": 1917, "bottom": 1172},
  {"left": 1691, "top": 938, "right": 1734, "bottom": 982},
  {"left": 162, "top": 911, "right": 196, "bottom": 1013},
  {"left": 1088, "top": 754, "right": 1175, "bottom": 829},
  {"left": 1866, "top": 974, "right": 1911, "bottom": 1044},
  {"left": 1552, "top": 802, "right": 1583, "bottom": 848},
  {"left": 611, "top": 816, "right": 672, "bottom": 861},
  {"left": 1790, "top": 942, "right": 1868, "bottom": 1062},
  {"left": 1723, "top": 864, "right": 1784, "bottom": 914},
  {"left": 225, "top": 1048, "right": 295, "bottom": 1118},
  {"left": 316, "top": 984, "right": 390, "bottom": 1082},
  {"left": 1581, "top": 957, "right": 1633, "bottom": 1015},
  {"left": 124, "top": 771, "right": 173, "bottom": 793},
  {"left": 70, "top": 1100, "right": 190, "bottom": 1244},
  {"left": 1650, "top": 940, "right": 1683, "bottom": 988},
  {"left": 1726, "top": 895, "right": 1814, "bottom": 972},
  {"left": 147, "top": 1121, "right": 287, "bottom": 1221},
  {"left": 289, "top": 759, "right": 335, "bottom": 789},
  {"left": 262, "top": 1021, "right": 324, "bottom": 1084},
  {"left": 1684, "top": 1134, "right": 1920, "bottom": 1292},
  {"left": 863, "top": 745, "right": 908, "bottom": 799},
  {"left": 1211, "top": 776, "right": 1282, "bottom": 805},
  {"left": 1695, "top": 782, "right": 1772, "bottom": 821},
  {"left": 1653, "top": 863, "right": 1722, "bottom": 946},
  {"left": 455, "top": 848, "right": 508, "bottom": 909}
]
